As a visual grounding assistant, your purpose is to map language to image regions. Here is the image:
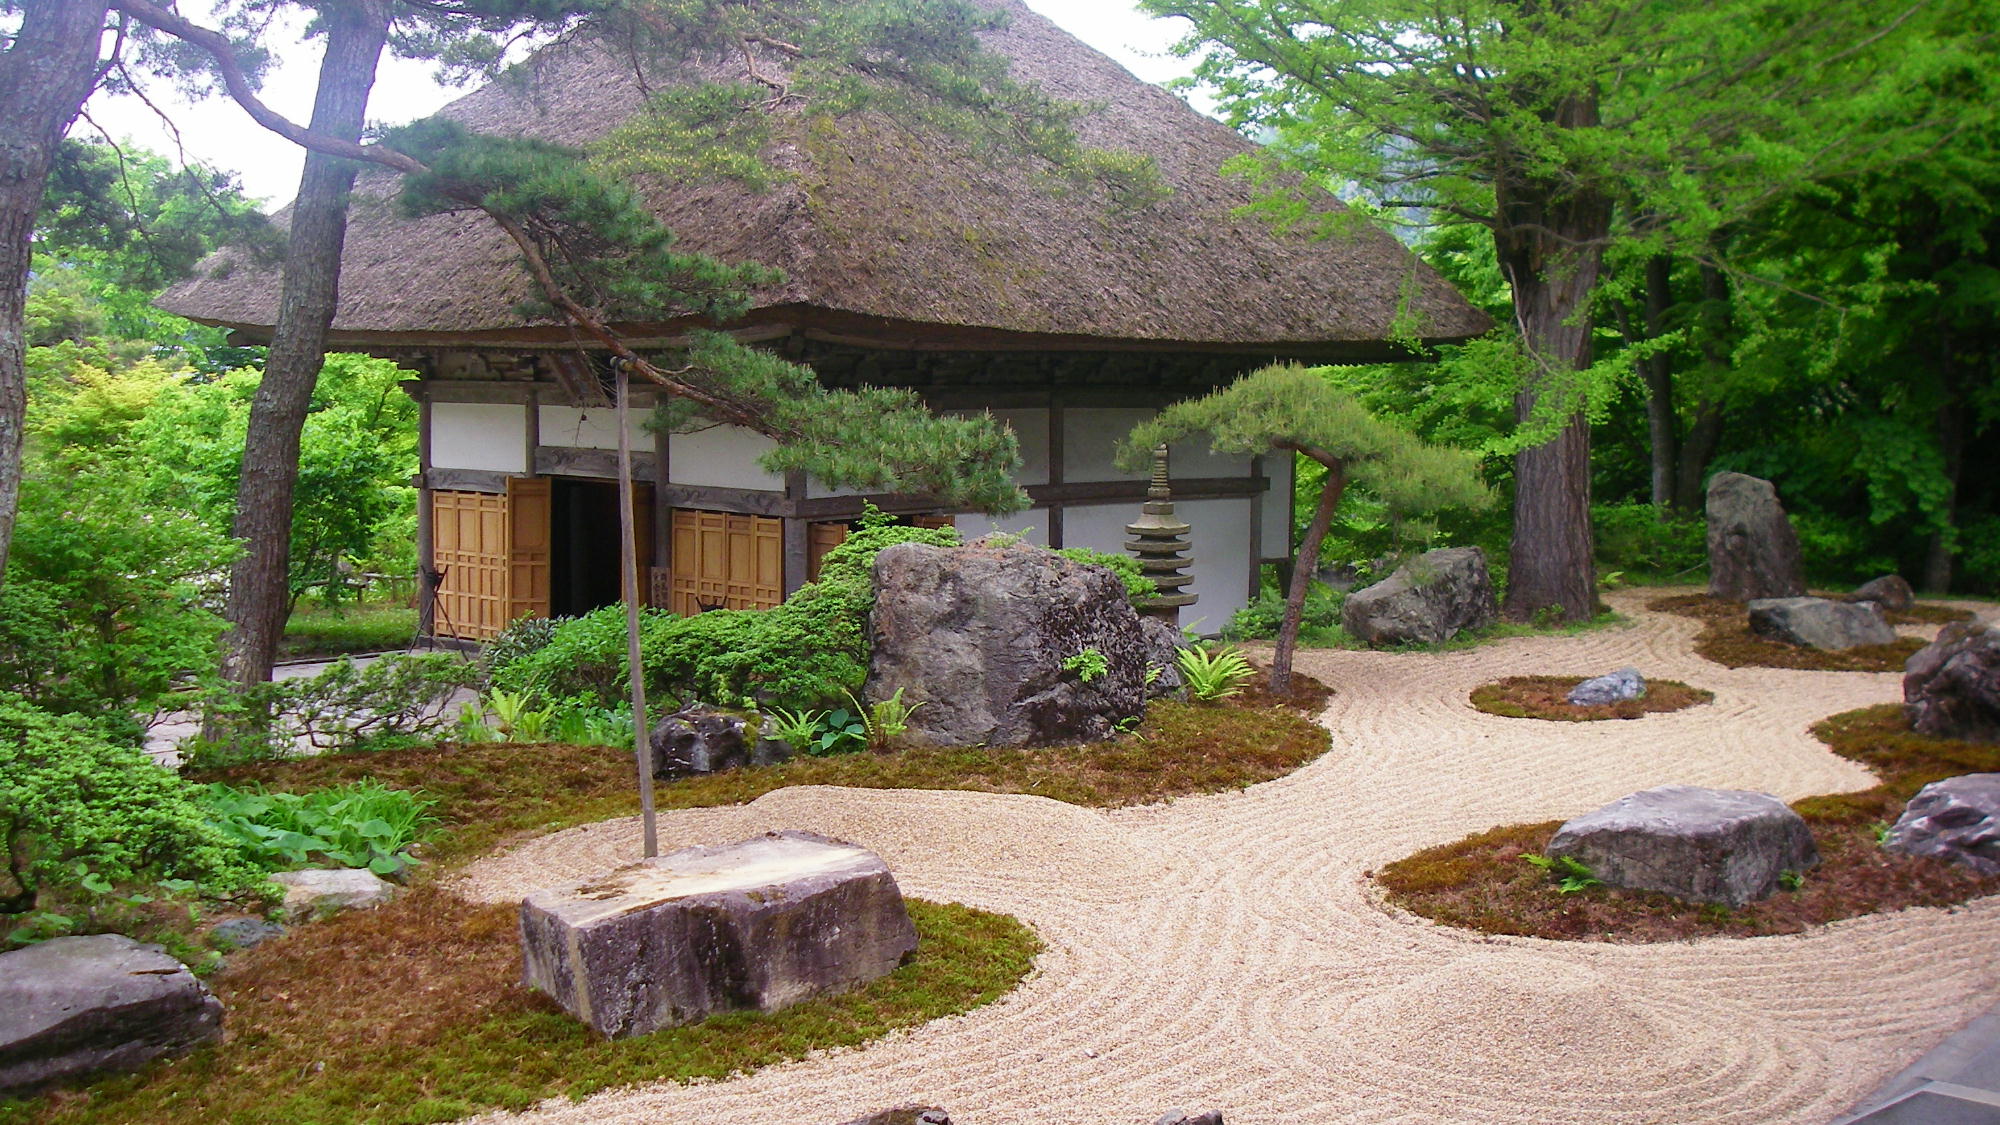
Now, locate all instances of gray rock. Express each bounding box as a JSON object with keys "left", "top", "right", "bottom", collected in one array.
[
  {"left": 1567, "top": 667, "right": 1646, "bottom": 707},
  {"left": 1706, "top": 472, "right": 1807, "bottom": 602},
  {"left": 1156, "top": 1112, "right": 1226, "bottom": 1125},
  {"left": 749, "top": 735, "right": 795, "bottom": 768},
  {"left": 270, "top": 868, "right": 396, "bottom": 916},
  {"left": 1138, "top": 615, "right": 1189, "bottom": 701},
  {"left": 1748, "top": 596, "right": 1896, "bottom": 650},
  {"left": 0, "top": 935, "right": 223, "bottom": 1097},
  {"left": 1906, "top": 623, "right": 2000, "bottom": 743},
  {"left": 520, "top": 830, "right": 918, "bottom": 1038},
  {"left": 1547, "top": 785, "right": 1819, "bottom": 907},
  {"left": 866, "top": 541, "right": 1151, "bottom": 747},
  {"left": 1883, "top": 774, "right": 2000, "bottom": 875},
  {"left": 208, "top": 918, "right": 285, "bottom": 951},
  {"left": 650, "top": 704, "right": 750, "bottom": 777},
  {"left": 1849, "top": 574, "right": 1917, "bottom": 613},
  {"left": 830, "top": 1107, "right": 952, "bottom": 1125},
  {"left": 1340, "top": 547, "right": 1498, "bottom": 647}
]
